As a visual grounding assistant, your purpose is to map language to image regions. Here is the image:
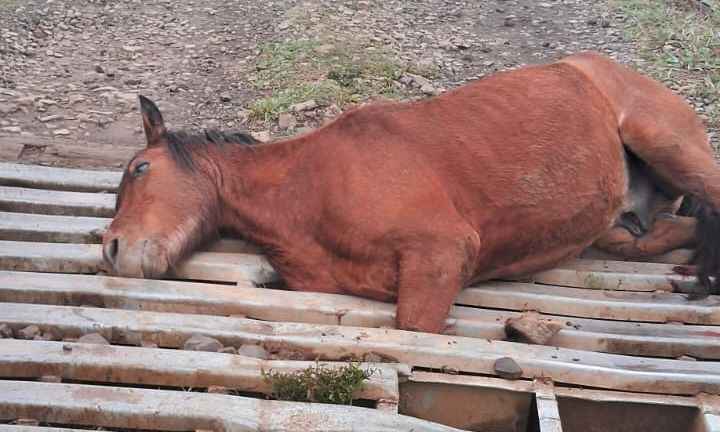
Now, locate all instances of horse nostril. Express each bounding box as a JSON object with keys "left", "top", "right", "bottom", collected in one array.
[{"left": 103, "top": 238, "right": 120, "bottom": 265}]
